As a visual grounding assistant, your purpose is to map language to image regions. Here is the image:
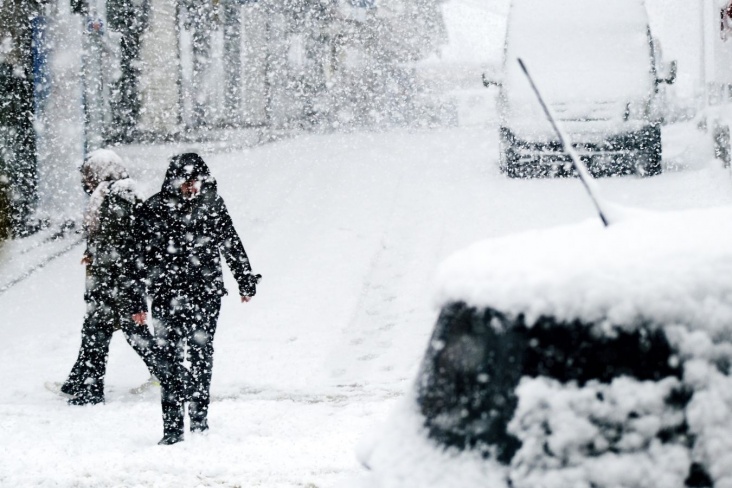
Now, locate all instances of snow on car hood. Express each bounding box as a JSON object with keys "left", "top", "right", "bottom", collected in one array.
[{"left": 434, "top": 206, "right": 732, "bottom": 337}]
